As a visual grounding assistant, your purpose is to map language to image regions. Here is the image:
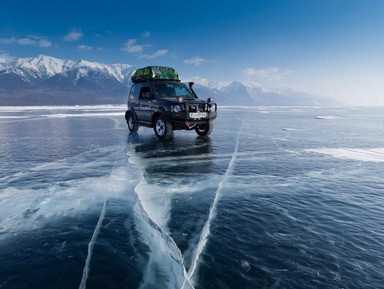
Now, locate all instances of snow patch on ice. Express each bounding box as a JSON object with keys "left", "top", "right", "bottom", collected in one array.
[
  {"left": 315, "top": 115, "right": 340, "bottom": 120},
  {"left": 0, "top": 166, "right": 136, "bottom": 238},
  {"left": 305, "top": 148, "right": 384, "bottom": 162},
  {"left": 0, "top": 115, "right": 30, "bottom": 119},
  {"left": 42, "top": 112, "right": 123, "bottom": 118},
  {"left": 282, "top": 127, "right": 298, "bottom": 131},
  {"left": 0, "top": 105, "right": 126, "bottom": 112}
]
